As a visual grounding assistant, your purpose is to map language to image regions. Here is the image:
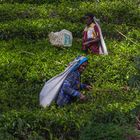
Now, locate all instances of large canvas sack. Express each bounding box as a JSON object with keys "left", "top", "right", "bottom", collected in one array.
[{"left": 48, "top": 29, "right": 73, "bottom": 47}]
